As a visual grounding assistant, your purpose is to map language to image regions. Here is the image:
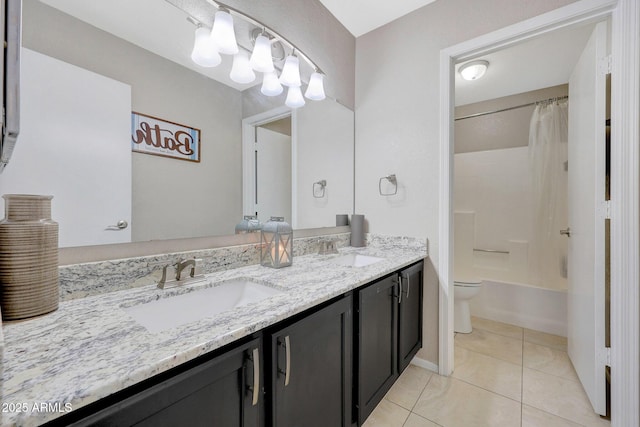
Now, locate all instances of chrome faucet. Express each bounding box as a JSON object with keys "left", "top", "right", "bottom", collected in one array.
[
  {"left": 318, "top": 239, "right": 339, "bottom": 255},
  {"left": 176, "top": 259, "right": 196, "bottom": 280},
  {"left": 157, "top": 258, "right": 203, "bottom": 289}
]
